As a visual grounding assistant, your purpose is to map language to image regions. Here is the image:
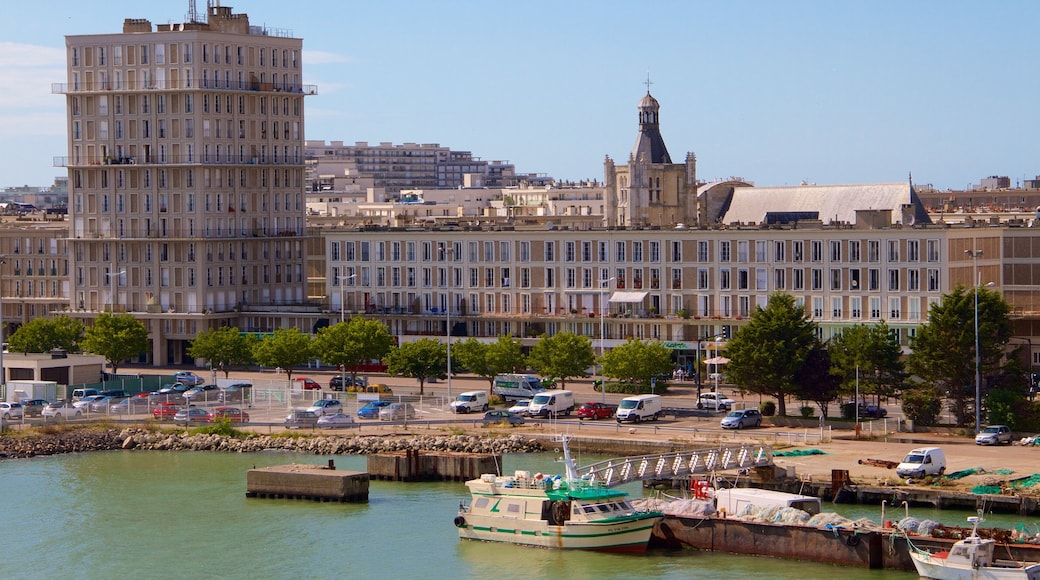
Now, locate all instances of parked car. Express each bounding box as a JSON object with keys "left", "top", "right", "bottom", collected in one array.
[
  {"left": 0, "top": 402, "right": 24, "bottom": 420},
  {"left": 379, "top": 402, "right": 416, "bottom": 421},
  {"left": 357, "top": 400, "right": 391, "bottom": 419},
  {"left": 507, "top": 400, "right": 531, "bottom": 416},
  {"left": 182, "top": 384, "right": 219, "bottom": 401},
  {"left": 152, "top": 402, "right": 182, "bottom": 420},
  {"left": 845, "top": 401, "right": 888, "bottom": 419},
  {"left": 482, "top": 410, "right": 525, "bottom": 427},
  {"left": 576, "top": 401, "right": 616, "bottom": 420},
  {"left": 90, "top": 395, "right": 125, "bottom": 412},
  {"left": 173, "top": 407, "right": 210, "bottom": 424},
  {"left": 72, "top": 395, "right": 105, "bottom": 412},
  {"left": 173, "top": 371, "right": 206, "bottom": 386},
  {"left": 329, "top": 375, "right": 366, "bottom": 391},
  {"left": 99, "top": 389, "right": 128, "bottom": 398},
  {"left": 207, "top": 407, "right": 250, "bottom": 423},
  {"left": 43, "top": 401, "right": 82, "bottom": 421},
  {"left": 307, "top": 399, "right": 343, "bottom": 417},
  {"left": 293, "top": 377, "right": 322, "bottom": 391},
  {"left": 697, "top": 392, "right": 735, "bottom": 411},
  {"left": 317, "top": 412, "right": 357, "bottom": 429},
  {"left": 21, "top": 399, "right": 50, "bottom": 417},
  {"left": 107, "top": 398, "right": 139, "bottom": 414},
  {"left": 721, "top": 408, "right": 763, "bottom": 429},
  {"left": 349, "top": 383, "right": 393, "bottom": 395},
  {"left": 218, "top": 383, "right": 253, "bottom": 403},
  {"left": 976, "top": 424, "right": 1013, "bottom": 446},
  {"left": 158, "top": 383, "right": 190, "bottom": 395},
  {"left": 285, "top": 409, "right": 320, "bottom": 428}
]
